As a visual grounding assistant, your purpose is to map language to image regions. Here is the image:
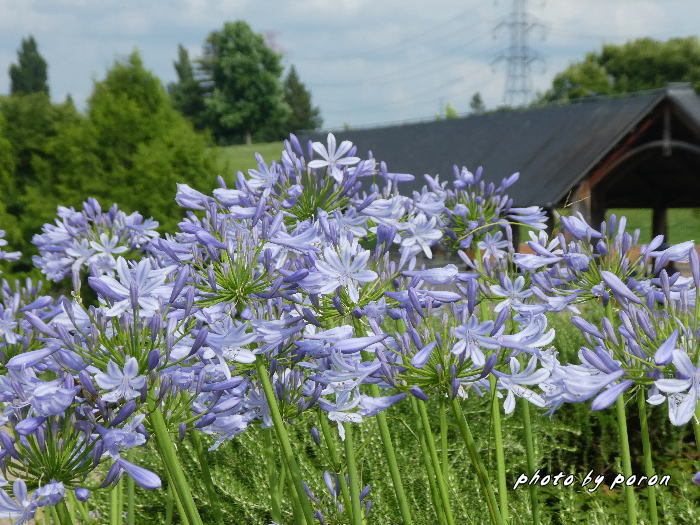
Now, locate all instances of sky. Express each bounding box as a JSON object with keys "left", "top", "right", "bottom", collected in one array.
[{"left": 0, "top": 0, "right": 698, "bottom": 129}]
